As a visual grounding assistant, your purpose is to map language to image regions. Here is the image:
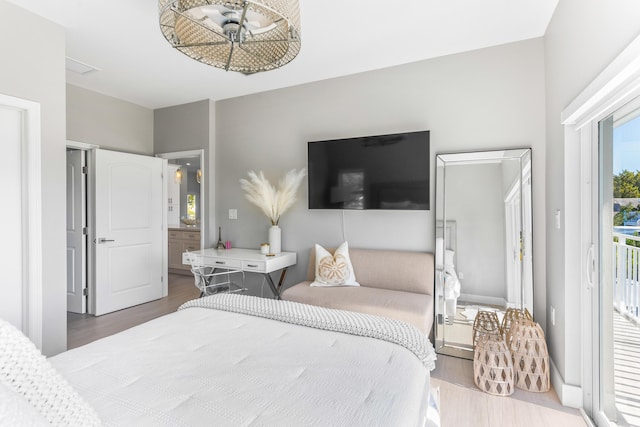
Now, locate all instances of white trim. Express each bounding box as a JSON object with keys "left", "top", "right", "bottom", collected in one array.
[
  {"left": 66, "top": 139, "right": 99, "bottom": 150},
  {"left": 87, "top": 151, "right": 96, "bottom": 315},
  {"left": 562, "top": 33, "right": 640, "bottom": 127},
  {"left": 562, "top": 30, "right": 640, "bottom": 420},
  {"left": 579, "top": 408, "right": 597, "bottom": 427},
  {"left": 161, "top": 159, "right": 168, "bottom": 297},
  {"left": 155, "top": 149, "right": 206, "bottom": 252},
  {"left": 156, "top": 149, "right": 202, "bottom": 159},
  {"left": 0, "top": 93, "right": 43, "bottom": 350},
  {"left": 550, "top": 357, "right": 583, "bottom": 408}
]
